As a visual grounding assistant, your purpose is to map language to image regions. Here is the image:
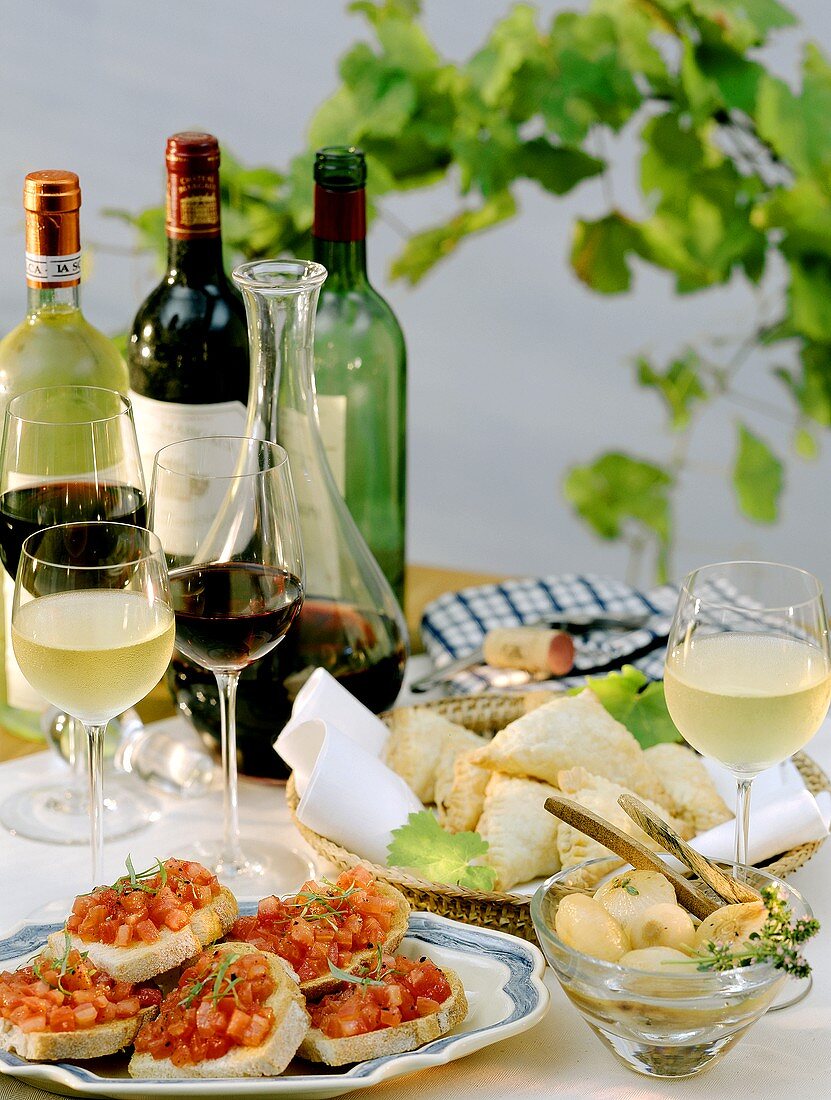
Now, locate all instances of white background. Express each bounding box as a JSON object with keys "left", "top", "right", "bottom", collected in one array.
[{"left": 2, "top": 0, "right": 830, "bottom": 592}]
